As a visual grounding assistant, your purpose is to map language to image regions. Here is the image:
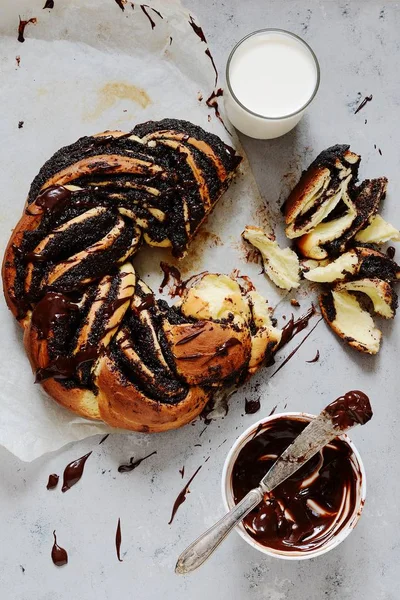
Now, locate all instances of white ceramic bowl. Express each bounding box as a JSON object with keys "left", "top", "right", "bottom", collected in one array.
[{"left": 221, "top": 412, "right": 366, "bottom": 560}]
